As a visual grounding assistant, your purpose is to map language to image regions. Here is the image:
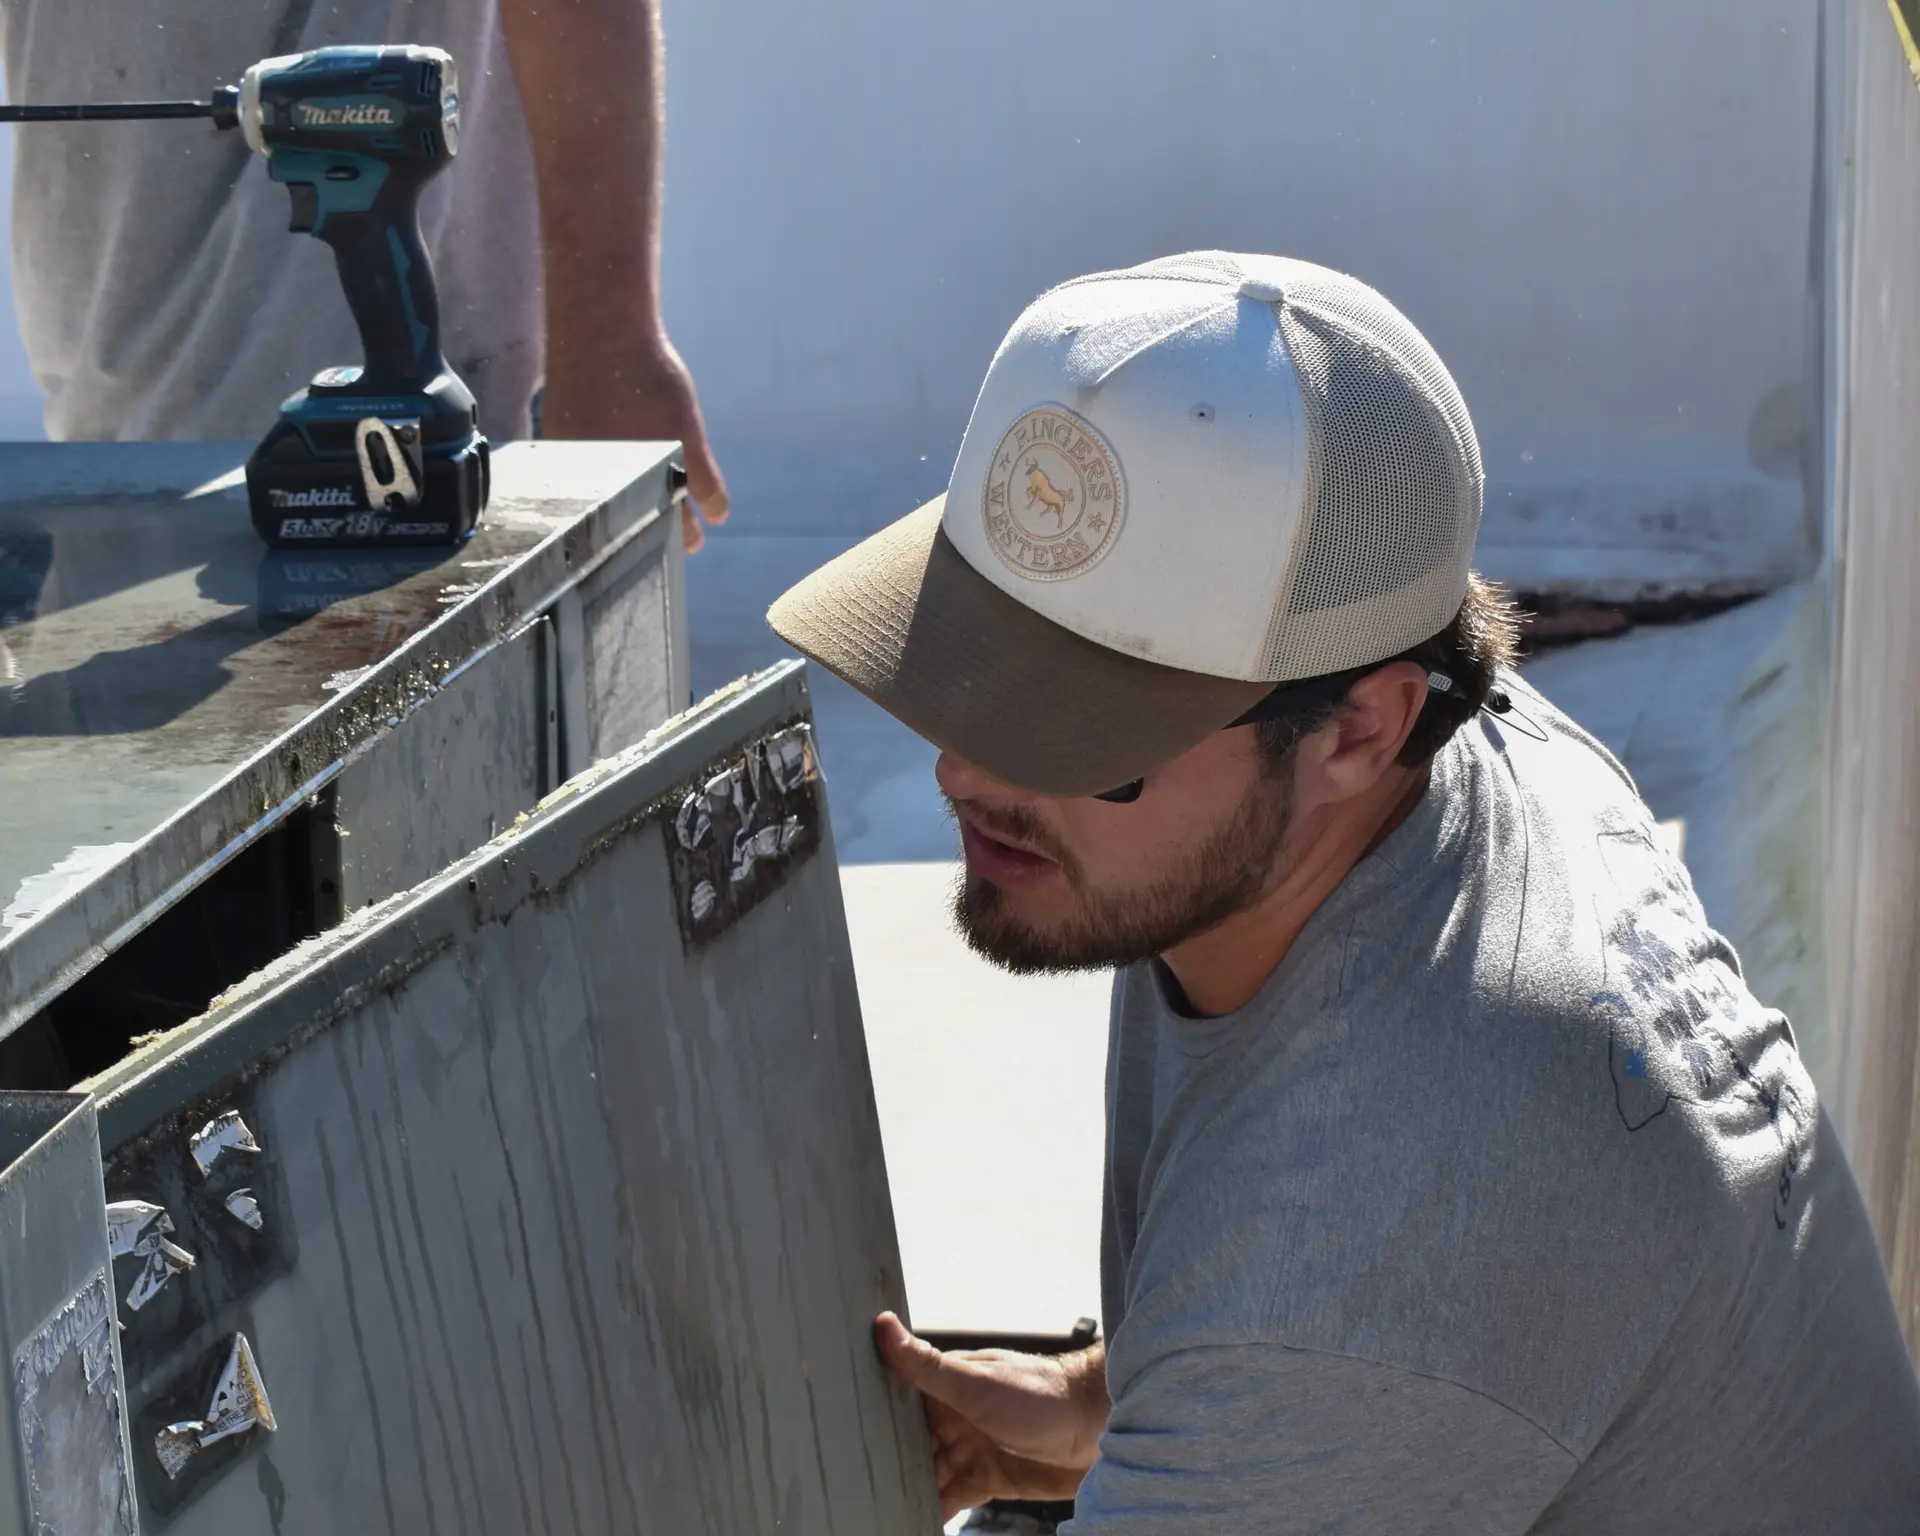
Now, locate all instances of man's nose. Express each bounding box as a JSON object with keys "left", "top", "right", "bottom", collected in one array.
[{"left": 935, "top": 751, "right": 1022, "bottom": 803}]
